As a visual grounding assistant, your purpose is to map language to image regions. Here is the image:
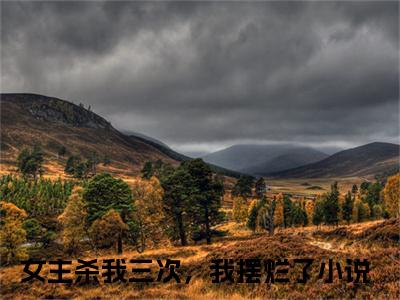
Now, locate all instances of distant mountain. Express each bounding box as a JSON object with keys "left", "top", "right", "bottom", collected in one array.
[
  {"left": 242, "top": 149, "right": 329, "bottom": 175},
  {"left": 270, "top": 142, "right": 400, "bottom": 178},
  {"left": 202, "top": 144, "right": 329, "bottom": 175}
]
